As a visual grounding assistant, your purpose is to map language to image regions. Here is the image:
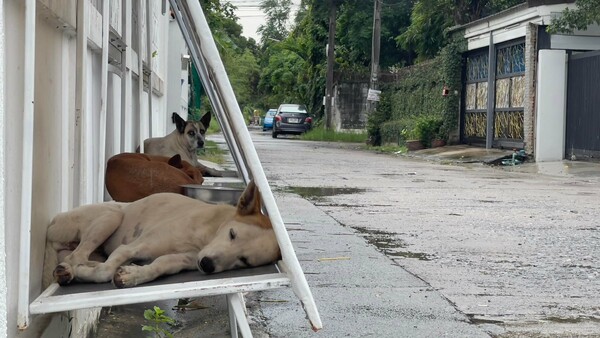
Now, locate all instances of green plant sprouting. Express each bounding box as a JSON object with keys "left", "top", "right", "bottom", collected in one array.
[{"left": 142, "top": 306, "right": 176, "bottom": 338}]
